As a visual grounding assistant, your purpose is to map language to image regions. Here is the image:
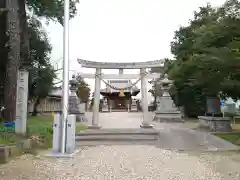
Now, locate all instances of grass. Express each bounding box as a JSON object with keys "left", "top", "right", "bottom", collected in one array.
[
  {"left": 181, "top": 117, "right": 240, "bottom": 146},
  {"left": 213, "top": 117, "right": 240, "bottom": 146},
  {"left": 0, "top": 115, "right": 87, "bottom": 147},
  {"left": 0, "top": 125, "right": 23, "bottom": 145},
  {"left": 214, "top": 132, "right": 240, "bottom": 146}
]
